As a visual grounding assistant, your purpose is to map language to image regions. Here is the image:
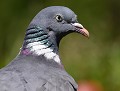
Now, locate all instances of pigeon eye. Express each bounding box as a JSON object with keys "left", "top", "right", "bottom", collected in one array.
[{"left": 55, "top": 15, "right": 63, "bottom": 22}]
